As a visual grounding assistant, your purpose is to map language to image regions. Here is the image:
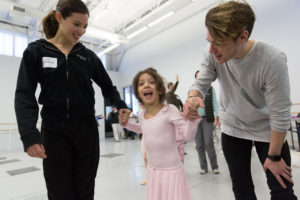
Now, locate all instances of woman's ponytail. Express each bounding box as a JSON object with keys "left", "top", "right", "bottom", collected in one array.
[{"left": 42, "top": 10, "right": 58, "bottom": 39}]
